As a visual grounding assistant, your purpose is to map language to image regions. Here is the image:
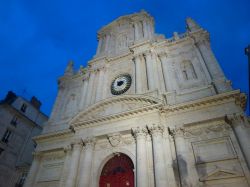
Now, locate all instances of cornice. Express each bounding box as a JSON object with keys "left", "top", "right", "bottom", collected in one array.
[
  {"left": 71, "top": 103, "right": 162, "bottom": 130},
  {"left": 162, "top": 90, "right": 245, "bottom": 114},
  {"left": 33, "top": 129, "right": 73, "bottom": 143},
  {"left": 70, "top": 94, "right": 162, "bottom": 124},
  {"left": 35, "top": 90, "right": 245, "bottom": 142}
]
